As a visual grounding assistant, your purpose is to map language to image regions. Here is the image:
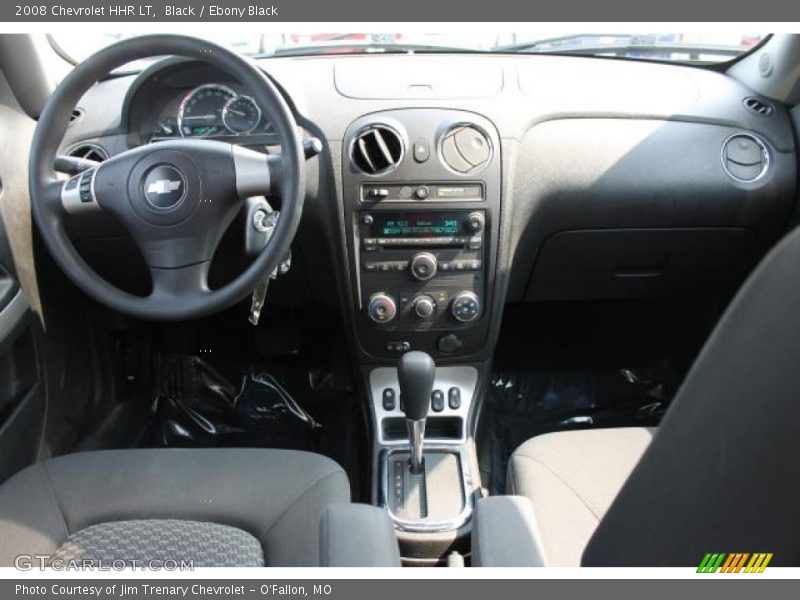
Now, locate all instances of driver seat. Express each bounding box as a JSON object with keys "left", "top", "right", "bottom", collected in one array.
[
  {"left": 0, "top": 448, "right": 397, "bottom": 567},
  {"left": 493, "top": 224, "right": 800, "bottom": 567}
]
